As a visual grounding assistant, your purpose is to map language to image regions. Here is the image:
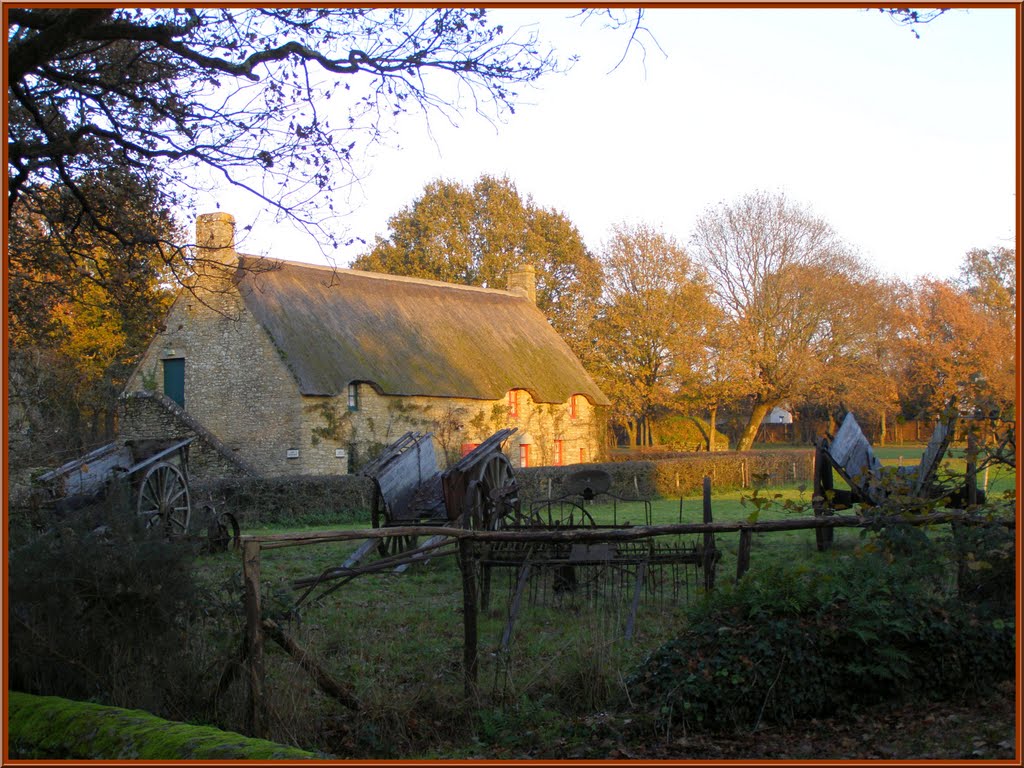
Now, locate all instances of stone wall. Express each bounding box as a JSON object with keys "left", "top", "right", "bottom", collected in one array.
[
  {"left": 300, "top": 385, "right": 607, "bottom": 474},
  {"left": 118, "top": 392, "right": 254, "bottom": 481}
]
